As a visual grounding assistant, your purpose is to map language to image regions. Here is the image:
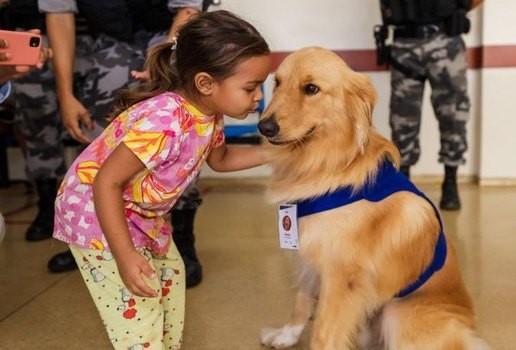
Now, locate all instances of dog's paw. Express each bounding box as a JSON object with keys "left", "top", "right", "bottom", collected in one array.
[{"left": 260, "top": 325, "right": 303, "bottom": 349}]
